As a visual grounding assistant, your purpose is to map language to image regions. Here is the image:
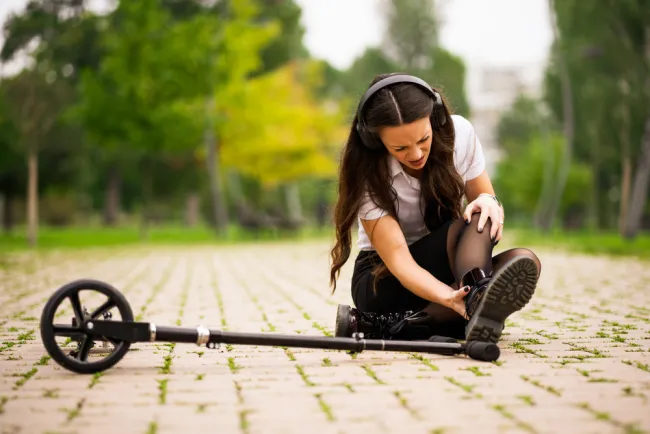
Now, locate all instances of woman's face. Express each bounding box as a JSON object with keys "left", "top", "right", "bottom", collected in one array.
[{"left": 378, "top": 116, "right": 432, "bottom": 174}]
